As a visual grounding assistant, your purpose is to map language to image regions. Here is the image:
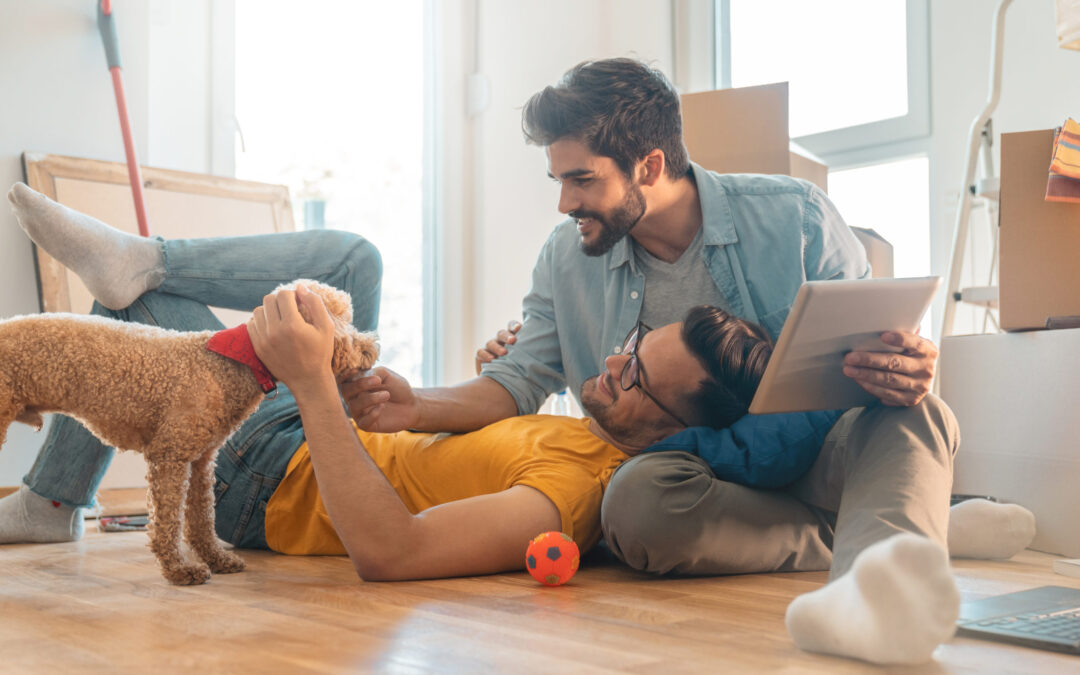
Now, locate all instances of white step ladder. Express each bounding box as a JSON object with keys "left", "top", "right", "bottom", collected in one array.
[{"left": 941, "top": 0, "right": 1015, "bottom": 340}]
